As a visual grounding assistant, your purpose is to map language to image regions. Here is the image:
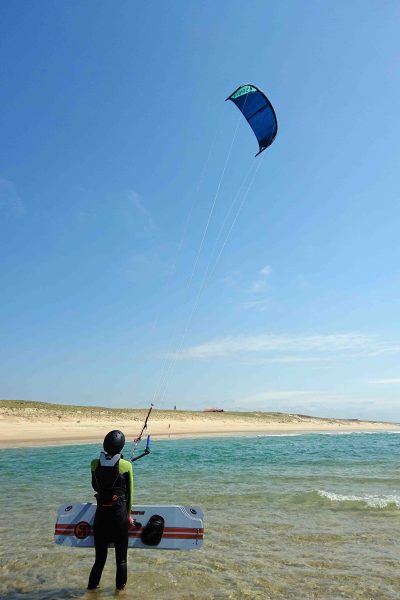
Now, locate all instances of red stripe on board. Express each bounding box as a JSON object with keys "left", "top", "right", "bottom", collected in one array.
[
  {"left": 56, "top": 528, "right": 203, "bottom": 536},
  {"left": 56, "top": 524, "right": 203, "bottom": 533},
  {"left": 56, "top": 531, "right": 204, "bottom": 540},
  {"left": 164, "top": 527, "right": 204, "bottom": 533},
  {"left": 127, "top": 528, "right": 202, "bottom": 535},
  {"left": 55, "top": 530, "right": 94, "bottom": 536},
  {"left": 127, "top": 528, "right": 204, "bottom": 535},
  {"left": 163, "top": 533, "right": 203, "bottom": 540},
  {"left": 128, "top": 532, "right": 204, "bottom": 540},
  {"left": 55, "top": 526, "right": 94, "bottom": 532}
]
